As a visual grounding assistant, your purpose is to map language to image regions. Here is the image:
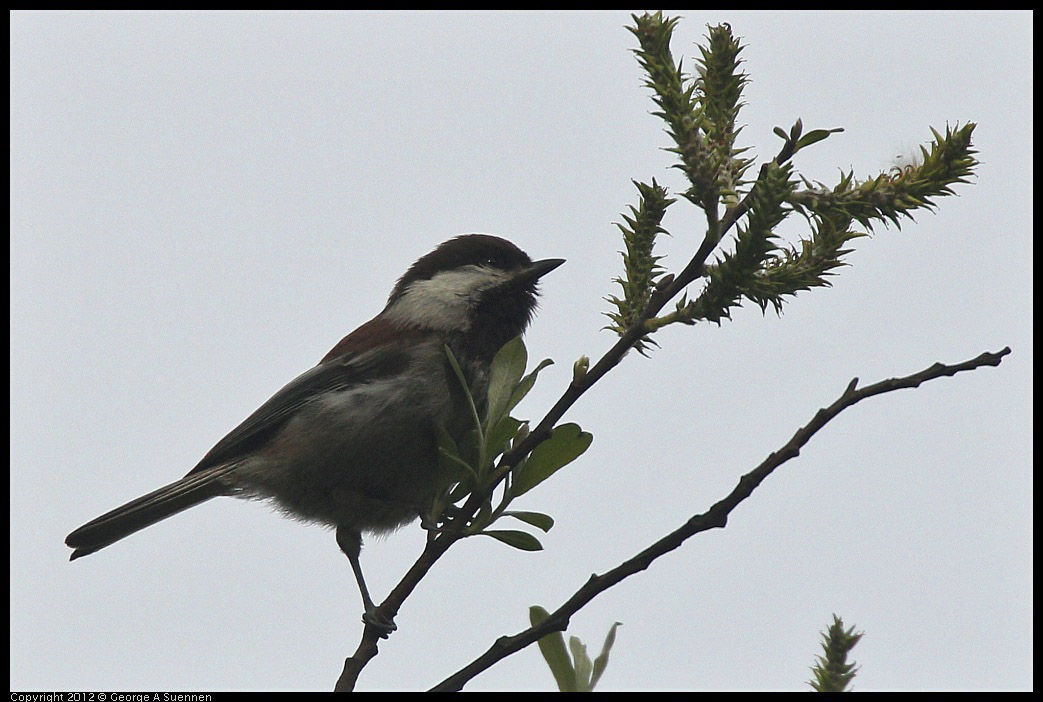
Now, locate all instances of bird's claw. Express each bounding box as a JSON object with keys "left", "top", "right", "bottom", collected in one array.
[{"left": 363, "top": 607, "right": 397, "bottom": 638}]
